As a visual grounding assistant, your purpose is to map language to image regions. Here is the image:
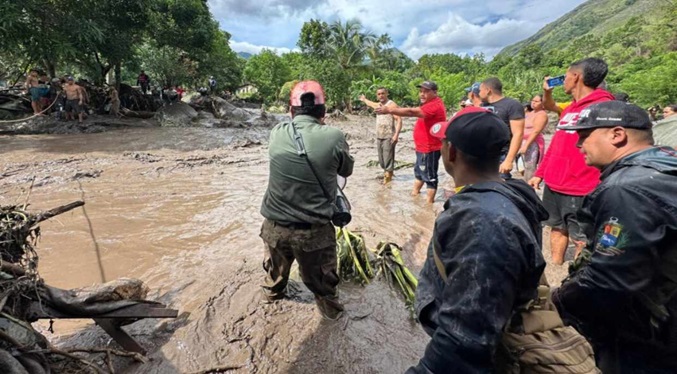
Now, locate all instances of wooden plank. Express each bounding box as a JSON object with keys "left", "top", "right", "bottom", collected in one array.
[
  {"left": 29, "top": 302, "right": 178, "bottom": 320},
  {"left": 94, "top": 318, "right": 146, "bottom": 355}
]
